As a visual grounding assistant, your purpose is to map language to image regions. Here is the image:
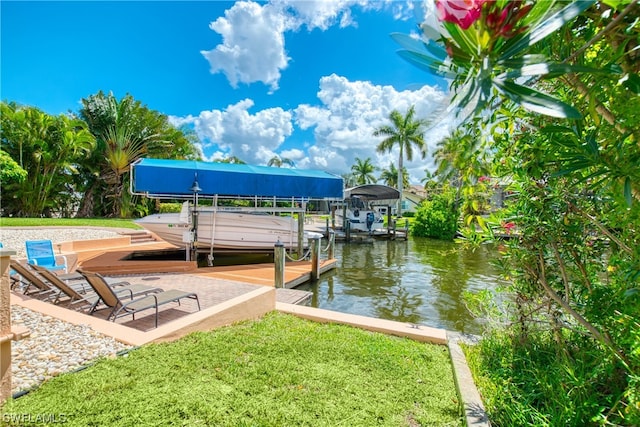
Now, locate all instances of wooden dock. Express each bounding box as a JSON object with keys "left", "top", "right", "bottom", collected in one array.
[
  {"left": 275, "top": 288, "right": 312, "bottom": 305},
  {"left": 76, "top": 241, "right": 336, "bottom": 290},
  {"left": 323, "top": 228, "right": 408, "bottom": 243}
]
